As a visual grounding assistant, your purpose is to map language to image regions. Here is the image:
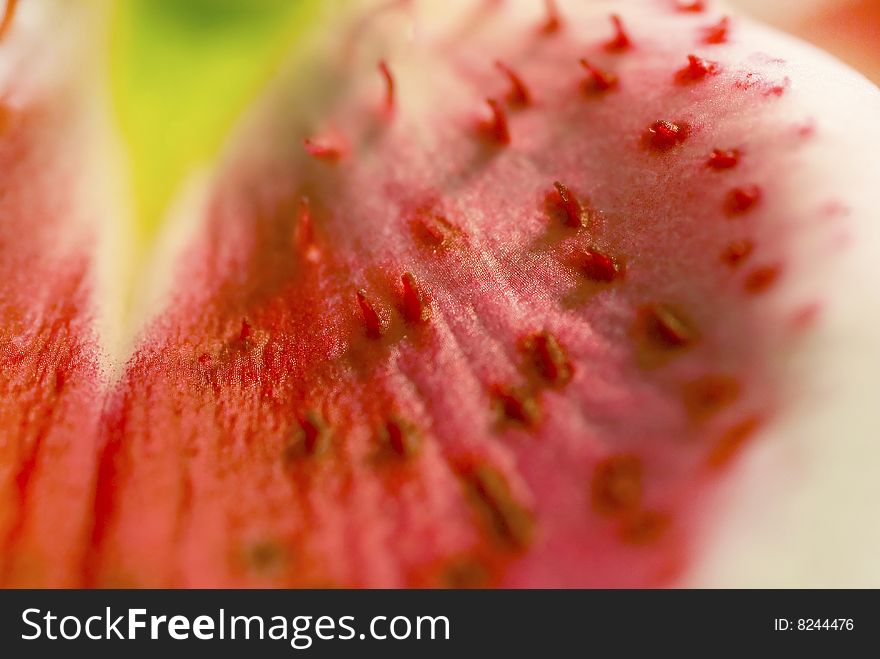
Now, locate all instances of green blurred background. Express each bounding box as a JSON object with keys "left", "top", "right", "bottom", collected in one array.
[{"left": 111, "top": 0, "right": 321, "bottom": 244}]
